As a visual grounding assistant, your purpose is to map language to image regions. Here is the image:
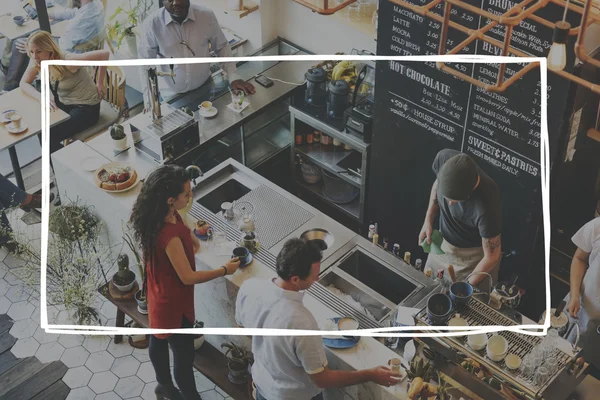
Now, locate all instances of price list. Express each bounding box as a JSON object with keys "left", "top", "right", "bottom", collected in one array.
[{"left": 375, "top": 0, "right": 573, "bottom": 181}]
